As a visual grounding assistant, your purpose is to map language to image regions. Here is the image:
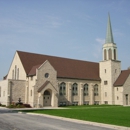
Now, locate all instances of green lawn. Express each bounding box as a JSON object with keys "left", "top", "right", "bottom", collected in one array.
[{"left": 19, "top": 105, "right": 130, "bottom": 127}]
